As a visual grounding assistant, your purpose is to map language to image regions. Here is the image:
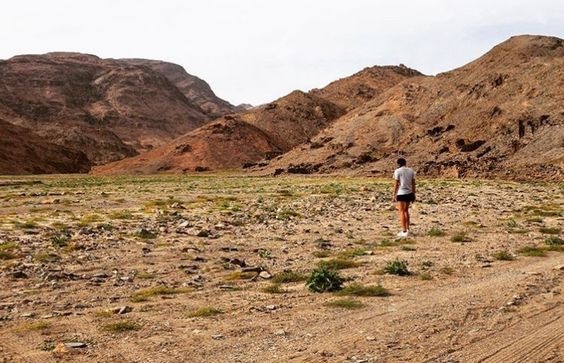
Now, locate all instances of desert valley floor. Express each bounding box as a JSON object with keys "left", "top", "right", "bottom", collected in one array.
[{"left": 0, "top": 175, "right": 562, "bottom": 362}]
